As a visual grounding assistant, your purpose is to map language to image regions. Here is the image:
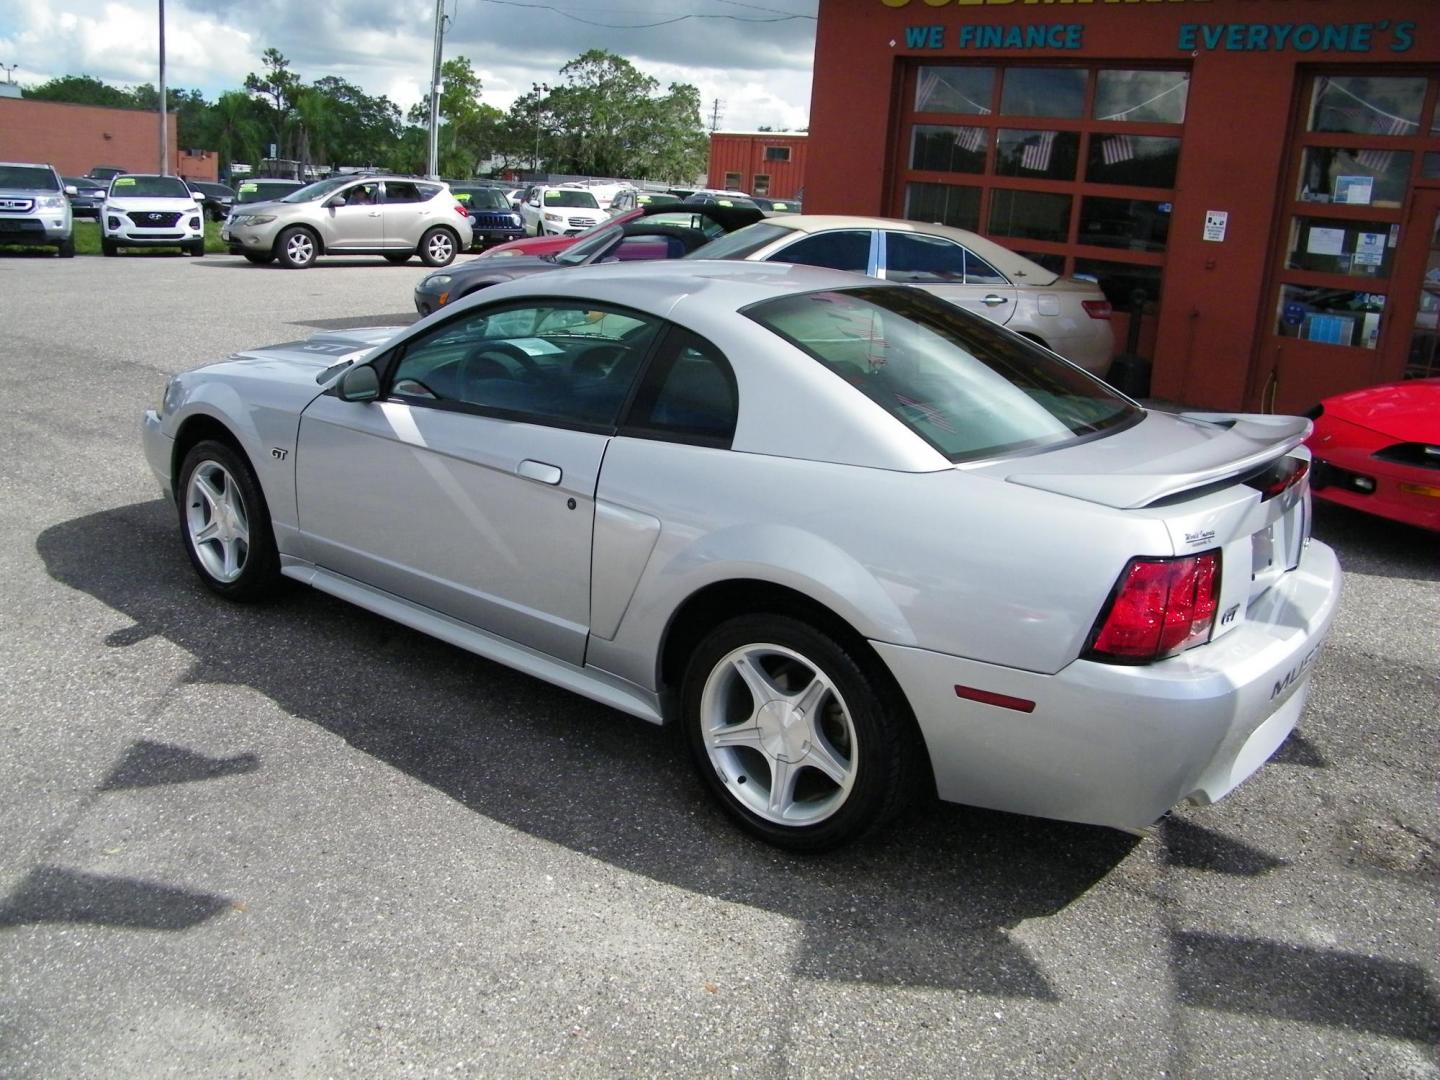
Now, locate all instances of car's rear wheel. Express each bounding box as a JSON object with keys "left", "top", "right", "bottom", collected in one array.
[
  {"left": 418, "top": 227, "right": 457, "bottom": 267},
  {"left": 242, "top": 252, "right": 275, "bottom": 265},
  {"left": 384, "top": 252, "right": 411, "bottom": 264},
  {"left": 177, "top": 440, "right": 282, "bottom": 601},
  {"left": 682, "top": 614, "right": 916, "bottom": 851},
  {"left": 57, "top": 237, "right": 75, "bottom": 258},
  {"left": 101, "top": 237, "right": 118, "bottom": 257},
  {"left": 276, "top": 227, "right": 318, "bottom": 269}
]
